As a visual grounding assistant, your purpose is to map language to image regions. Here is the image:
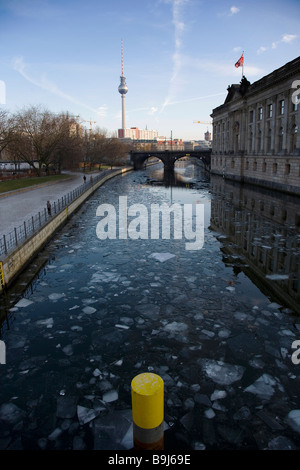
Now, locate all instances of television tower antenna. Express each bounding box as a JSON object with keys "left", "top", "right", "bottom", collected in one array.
[{"left": 118, "top": 39, "right": 128, "bottom": 130}]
